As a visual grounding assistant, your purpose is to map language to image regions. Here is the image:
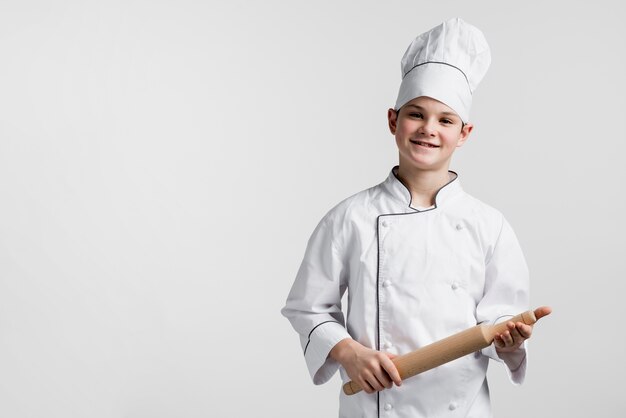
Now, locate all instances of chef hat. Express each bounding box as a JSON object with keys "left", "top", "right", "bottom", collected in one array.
[{"left": 395, "top": 18, "right": 491, "bottom": 122}]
